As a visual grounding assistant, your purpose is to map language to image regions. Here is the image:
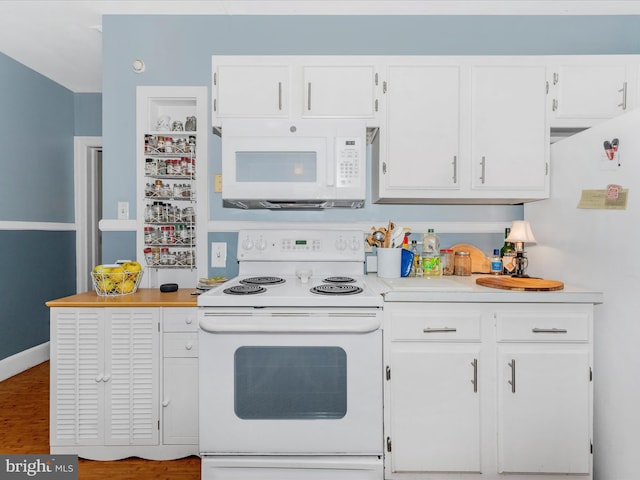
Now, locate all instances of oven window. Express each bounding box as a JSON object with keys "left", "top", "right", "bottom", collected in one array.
[
  {"left": 235, "top": 152, "right": 317, "bottom": 182},
  {"left": 234, "top": 346, "right": 347, "bottom": 420}
]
